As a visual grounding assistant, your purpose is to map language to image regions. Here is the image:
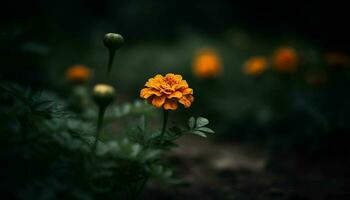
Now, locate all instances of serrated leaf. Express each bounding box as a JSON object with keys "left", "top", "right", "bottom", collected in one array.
[
  {"left": 188, "top": 117, "right": 195, "bottom": 129},
  {"left": 191, "top": 130, "right": 207, "bottom": 138},
  {"left": 196, "top": 127, "right": 215, "bottom": 134},
  {"left": 196, "top": 117, "right": 209, "bottom": 127}
]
